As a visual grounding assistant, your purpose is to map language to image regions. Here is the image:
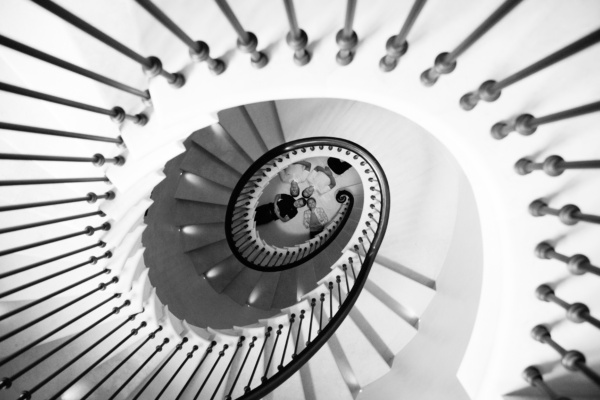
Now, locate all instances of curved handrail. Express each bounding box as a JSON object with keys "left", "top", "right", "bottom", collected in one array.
[
  {"left": 237, "top": 137, "right": 391, "bottom": 400},
  {"left": 226, "top": 137, "right": 375, "bottom": 272}
]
